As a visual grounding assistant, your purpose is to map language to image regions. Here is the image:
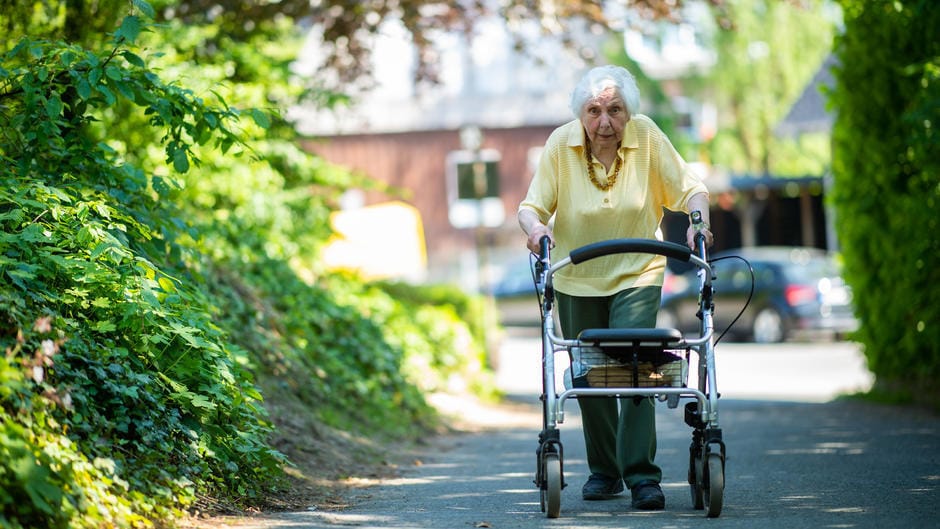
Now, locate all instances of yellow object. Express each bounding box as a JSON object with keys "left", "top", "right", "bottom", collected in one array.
[{"left": 322, "top": 201, "right": 427, "bottom": 281}]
